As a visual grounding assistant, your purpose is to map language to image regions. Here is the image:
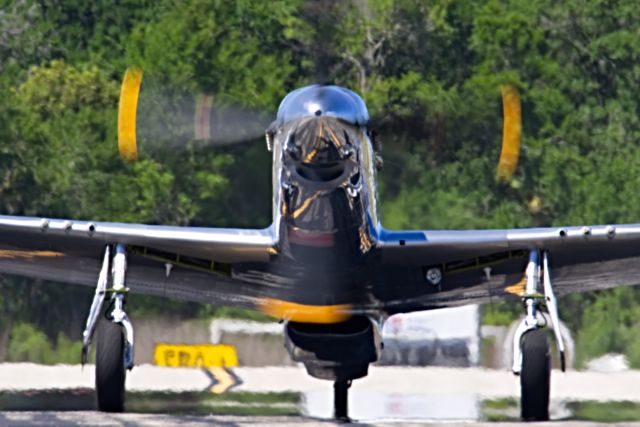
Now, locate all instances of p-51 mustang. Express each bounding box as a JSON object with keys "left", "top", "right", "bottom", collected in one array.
[{"left": 1, "top": 80, "right": 639, "bottom": 421}]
